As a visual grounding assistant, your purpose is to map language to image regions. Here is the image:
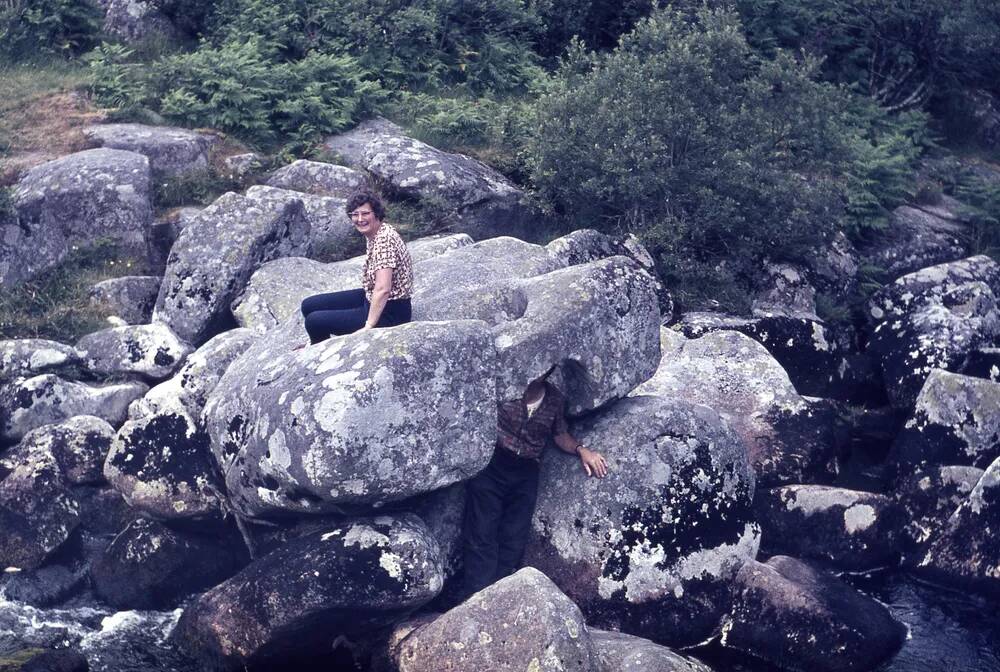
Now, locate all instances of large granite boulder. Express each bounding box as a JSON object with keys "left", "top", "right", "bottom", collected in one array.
[
  {"left": 589, "top": 629, "right": 712, "bottom": 672},
  {"left": 89, "top": 275, "right": 162, "bottom": 325},
  {"left": 265, "top": 159, "right": 367, "bottom": 198},
  {"left": 634, "top": 328, "right": 842, "bottom": 486},
  {"left": 0, "top": 375, "right": 147, "bottom": 443},
  {"left": 324, "top": 118, "right": 538, "bottom": 239},
  {"left": 751, "top": 262, "right": 820, "bottom": 321},
  {"left": 525, "top": 394, "right": 759, "bottom": 646},
  {"left": 174, "top": 515, "right": 444, "bottom": 670},
  {"left": 1, "top": 415, "right": 114, "bottom": 485},
  {"left": 754, "top": 485, "right": 903, "bottom": 570},
  {"left": 83, "top": 124, "right": 216, "bottom": 177},
  {"left": 858, "top": 204, "right": 968, "bottom": 283},
  {"left": 3, "top": 148, "right": 152, "bottom": 286},
  {"left": 76, "top": 324, "right": 192, "bottom": 381},
  {"left": 101, "top": 0, "right": 179, "bottom": 43},
  {"left": 0, "top": 339, "right": 82, "bottom": 382},
  {"left": 896, "top": 464, "right": 983, "bottom": 563},
  {"left": 153, "top": 191, "right": 311, "bottom": 344},
  {"left": 245, "top": 185, "right": 352, "bottom": 256},
  {"left": 723, "top": 556, "right": 905, "bottom": 672},
  {"left": 205, "top": 320, "right": 497, "bottom": 515}
]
